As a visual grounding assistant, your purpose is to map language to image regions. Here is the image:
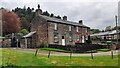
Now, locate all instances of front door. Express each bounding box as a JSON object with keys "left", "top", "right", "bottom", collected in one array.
[
  {"left": 82, "top": 36, "right": 85, "bottom": 43},
  {"left": 62, "top": 36, "right": 65, "bottom": 46}
]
